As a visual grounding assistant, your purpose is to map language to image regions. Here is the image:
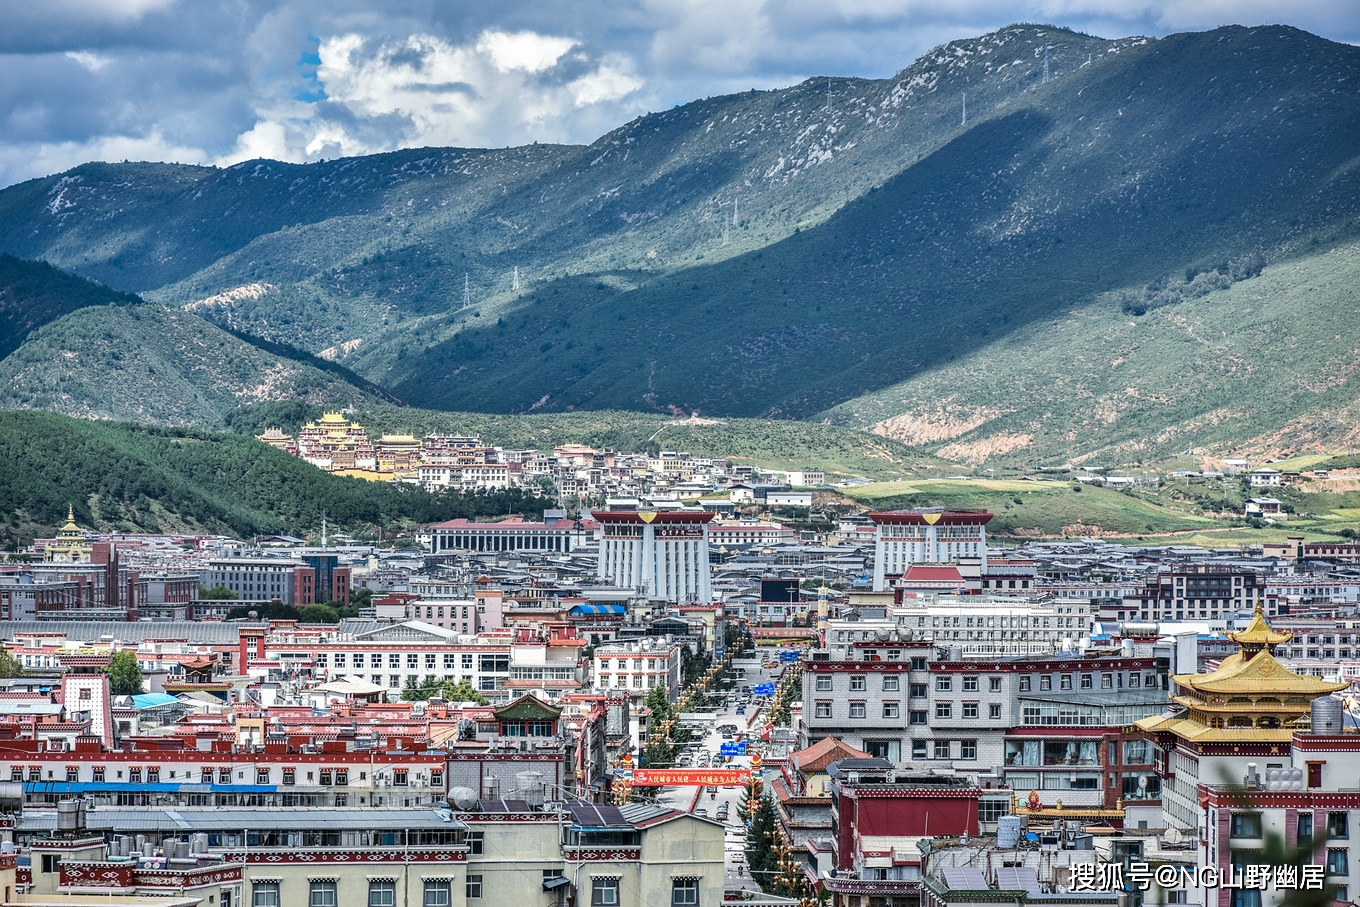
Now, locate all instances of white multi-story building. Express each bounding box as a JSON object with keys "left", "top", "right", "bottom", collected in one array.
[
  {"left": 708, "top": 520, "right": 797, "bottom": 549},
  {"left": 594, "top": 510, "right": 713, "bottom": 603},
  {"left": 870, "top": 510, "right": 992, "bottom": 591},
  {"left": 825, "top": 596, "right": 1093, "bottom": 660},
  {"left": 591, "top": 637, "right": 683, "bottom": 698}
]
